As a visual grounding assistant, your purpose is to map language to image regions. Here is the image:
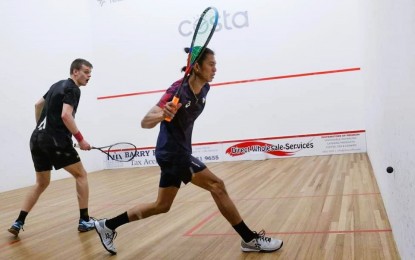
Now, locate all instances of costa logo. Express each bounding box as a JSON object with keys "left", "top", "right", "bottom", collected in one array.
[{"left": 178, "top": 9, "right": 249, "bottom": 37}]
